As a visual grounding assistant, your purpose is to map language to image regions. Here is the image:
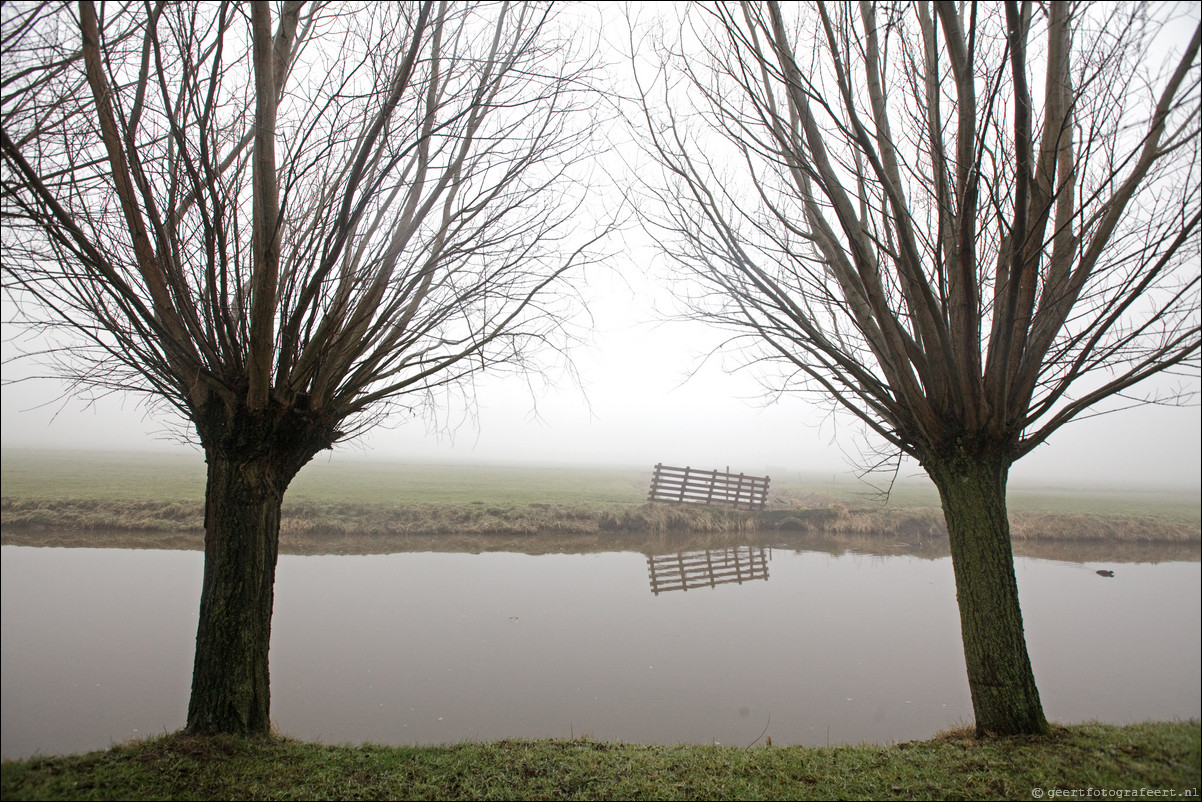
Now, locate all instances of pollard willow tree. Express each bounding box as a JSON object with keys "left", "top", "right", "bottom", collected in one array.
[
  {"left": 634, "top": 1, "right": 1199, "bottom": 735},
  {"left": 1, "top": 1, "right": 604, "bottom": 735}
]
